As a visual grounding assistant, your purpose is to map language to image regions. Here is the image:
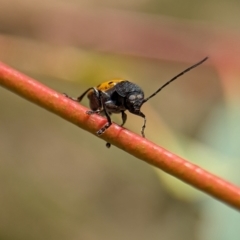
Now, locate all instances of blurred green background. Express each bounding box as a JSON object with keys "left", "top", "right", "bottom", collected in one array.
[{"left": 0, "top": 0, "right": 240, "bottom": 239}]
